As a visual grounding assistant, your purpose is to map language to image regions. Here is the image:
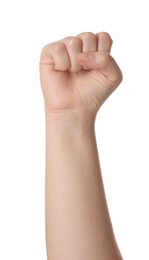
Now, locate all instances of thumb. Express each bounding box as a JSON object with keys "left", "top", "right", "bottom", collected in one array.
[{"left": 77, "top": 51, "right": 123, "bottom": 87}]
